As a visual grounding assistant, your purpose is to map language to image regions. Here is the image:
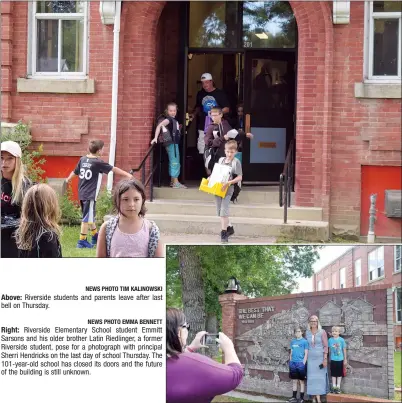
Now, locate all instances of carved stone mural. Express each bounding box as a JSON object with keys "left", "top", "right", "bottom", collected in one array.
[{"left": 234, "top": 289, "right": 392, "bottom": 399}]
